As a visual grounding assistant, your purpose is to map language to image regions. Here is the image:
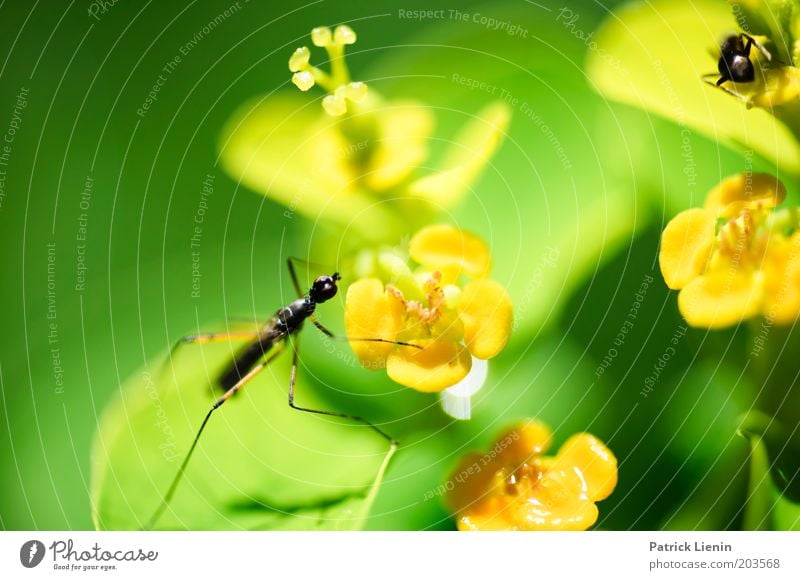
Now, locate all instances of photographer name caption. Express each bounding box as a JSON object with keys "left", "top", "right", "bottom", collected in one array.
[
  {"left": 2, "top": 532, "right": 799, "bottom": 577},
  {"left": 647, "top": 538, "right": 791, "bottom": 574}
]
